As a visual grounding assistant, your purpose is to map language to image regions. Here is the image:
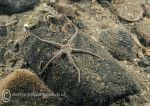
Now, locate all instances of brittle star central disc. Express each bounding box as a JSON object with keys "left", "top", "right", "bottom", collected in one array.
[{"left": 61, "top": 44, "right": 72, "bottom": 54}]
